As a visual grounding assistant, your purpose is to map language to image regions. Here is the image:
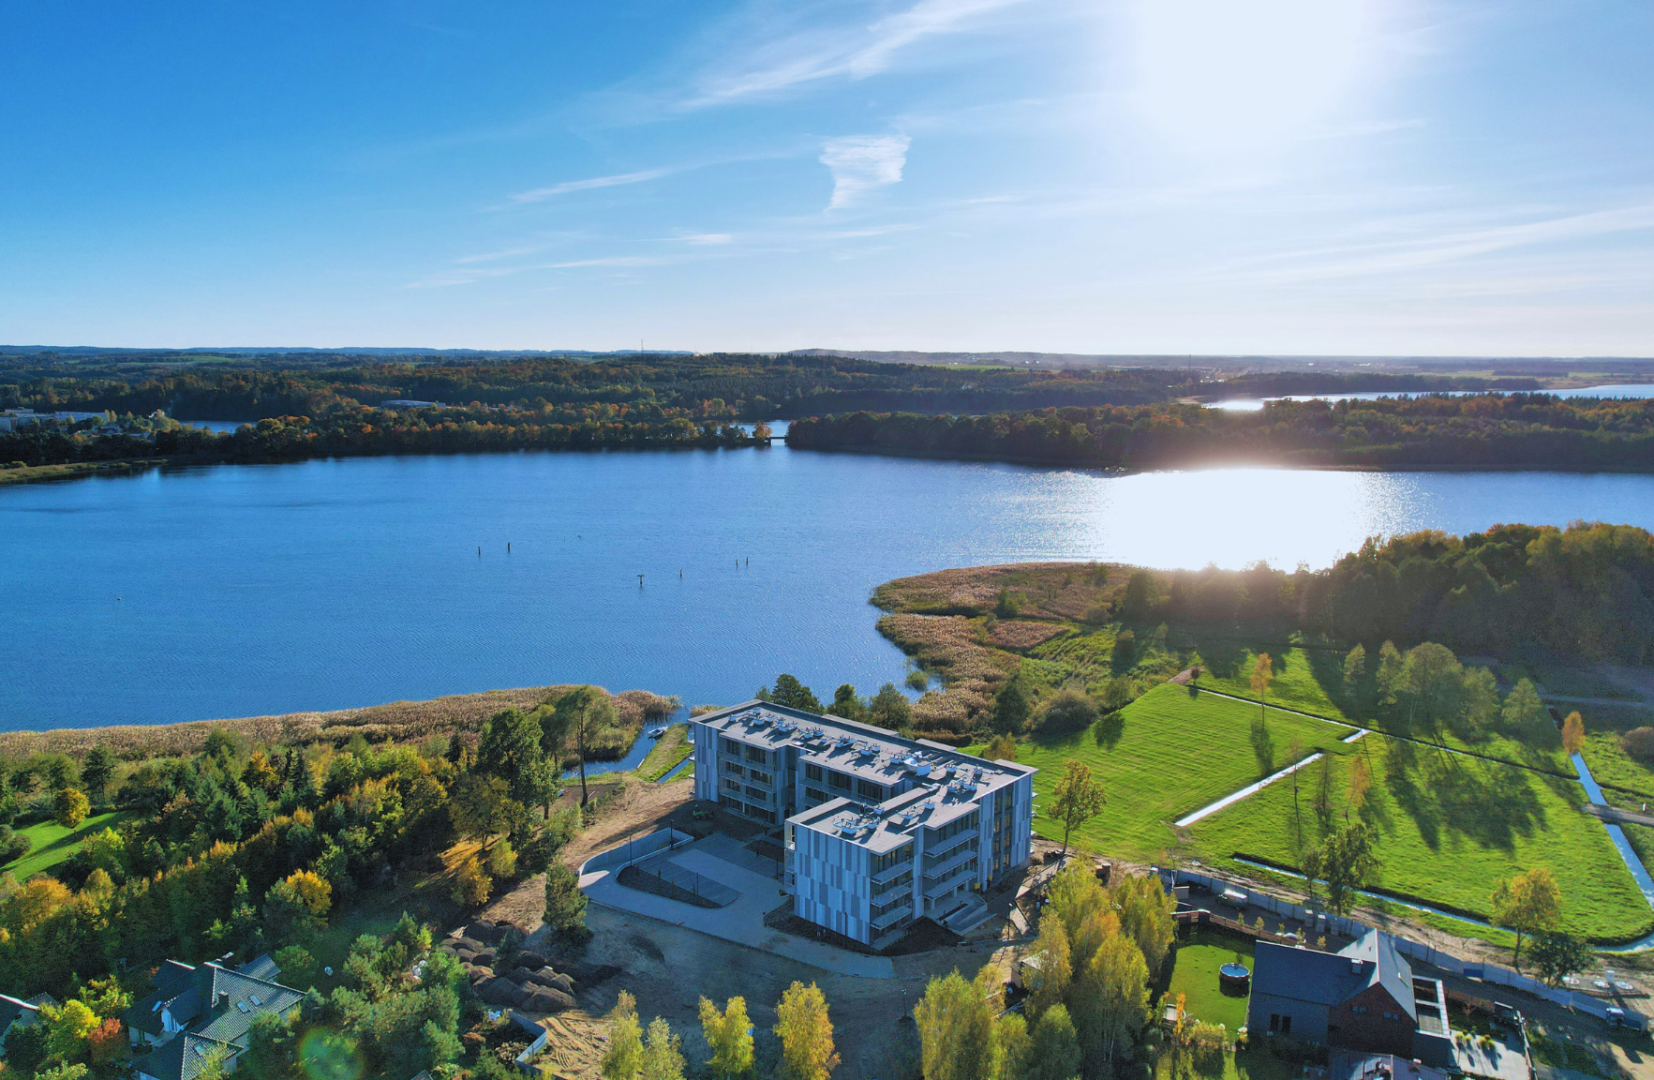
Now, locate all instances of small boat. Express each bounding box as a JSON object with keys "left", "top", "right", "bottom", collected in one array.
[{"left": 648, "top": 727, "right": 667, "bottom": 739}]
